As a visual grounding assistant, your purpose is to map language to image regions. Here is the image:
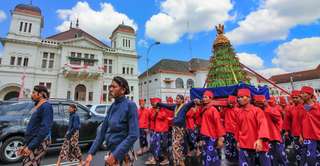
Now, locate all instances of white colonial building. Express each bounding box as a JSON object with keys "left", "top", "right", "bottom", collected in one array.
[
  {"left": 0, "top": 4, "right": 139, "bottom": 105},
  {"left": 138, "top": 58, "right": 209, "bottom": 102}
]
